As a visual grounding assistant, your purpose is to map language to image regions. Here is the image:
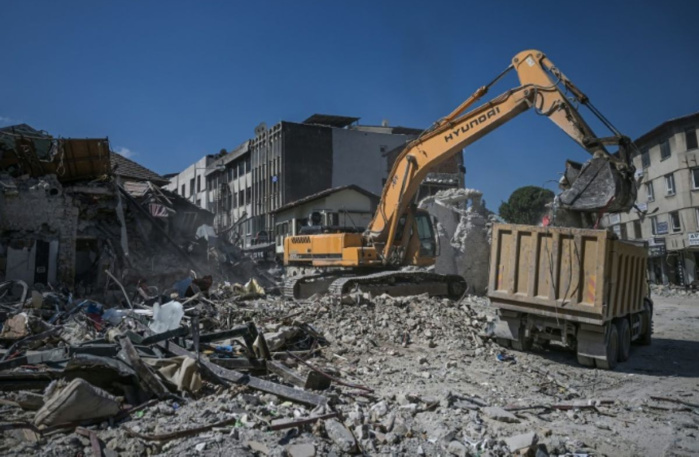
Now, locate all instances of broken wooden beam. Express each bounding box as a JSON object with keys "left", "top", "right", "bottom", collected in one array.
[
  {"left": 0, "top": 348, "right": 67, "bottom": 371},
  {"left": 140, "top": 326, "right": 190, "bottom": 346},
  {"left": 118, "top": 336, "right": 169, "bottom": 399},
  {"left": 209, "top": 357, "right": 267, "bottom": 372},
  {"left": 267, "top": 360, "right": 331, "bottom": 390},
  {"left": 268, "top": 412, "right": 339, "bottom": 431},
  {"left": 146, "top": 331, "right": 327, "bottom": 406}
]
